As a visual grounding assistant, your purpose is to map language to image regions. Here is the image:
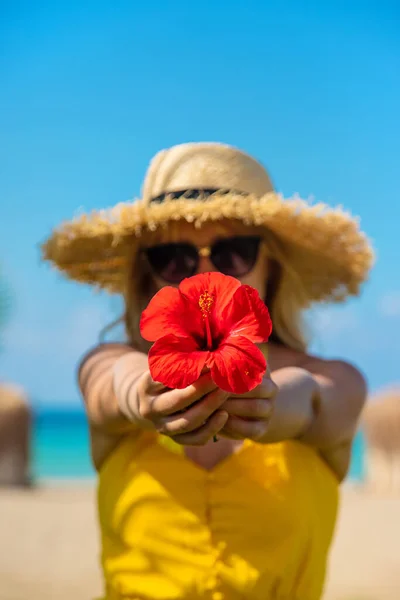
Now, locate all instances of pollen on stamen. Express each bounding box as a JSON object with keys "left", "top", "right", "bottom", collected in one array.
[{"left": 198, "top": 291, "right": 214, "bottom": 318}]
